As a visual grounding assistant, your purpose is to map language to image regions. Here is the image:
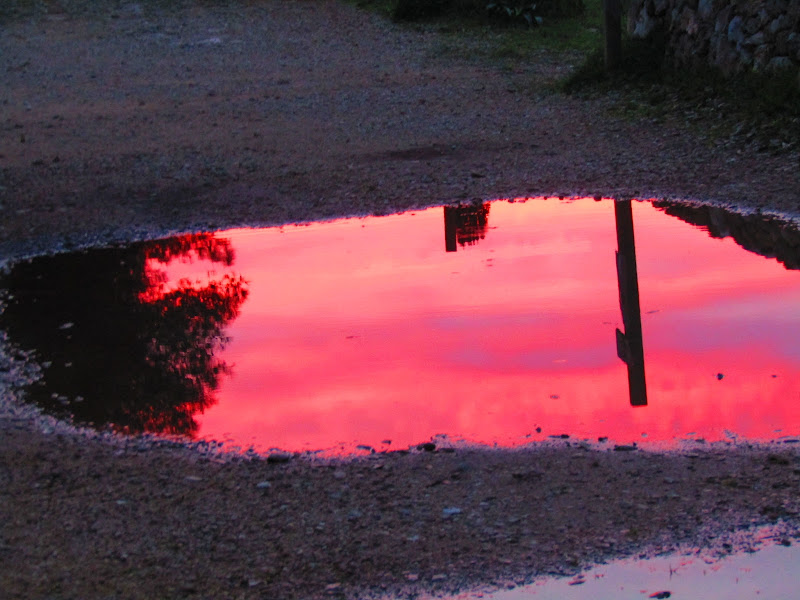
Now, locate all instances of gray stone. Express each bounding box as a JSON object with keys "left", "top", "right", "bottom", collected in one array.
[
  {"left": 744, "top": 16, "right": 761, "bottom": 36},
  {"left": 744, "top": 32, "right": 766, "bottom": 47},
  {"left": 728, "top": 16, "right": 745, "bottom": 46},
  {"left": 775, "top": 31, "right": 793, "bottom": 55},
  {"left": 767, "top": 56, "right": 795, "bottom": 72},
  {"left": 681, "top": 7, "right": 699, "bottom": 35},
  {"left": 788, "top": 32, "right": 799, "bottom": 53},
  {"left": 754, "top": 45, "right": 772, "bottom": 70},
  {"left": 632, "top": 8, "right": 659, "bottom": 38},
  {"left": 739, "top": 48, "right": 754, "bottom": 67},
  {"left": 698, "top": 0, "right": 714, "bottom": 19},
  {"left": 770, "top": 15, "right": 791, "bottom": 35}
]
